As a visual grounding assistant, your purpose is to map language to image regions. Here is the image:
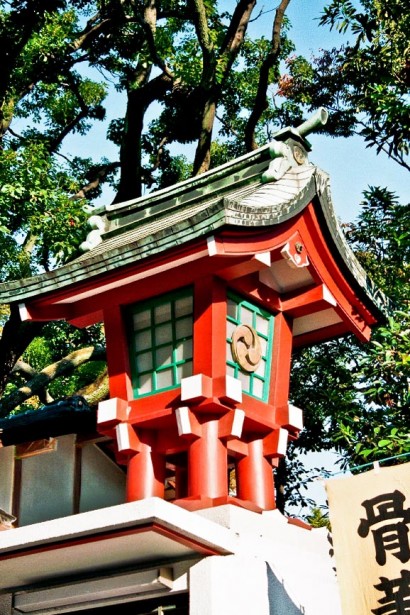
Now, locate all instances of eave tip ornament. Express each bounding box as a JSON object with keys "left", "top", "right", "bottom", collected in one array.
[{"left": 262, "top": 107, "right": 329, "bottom": 183}]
